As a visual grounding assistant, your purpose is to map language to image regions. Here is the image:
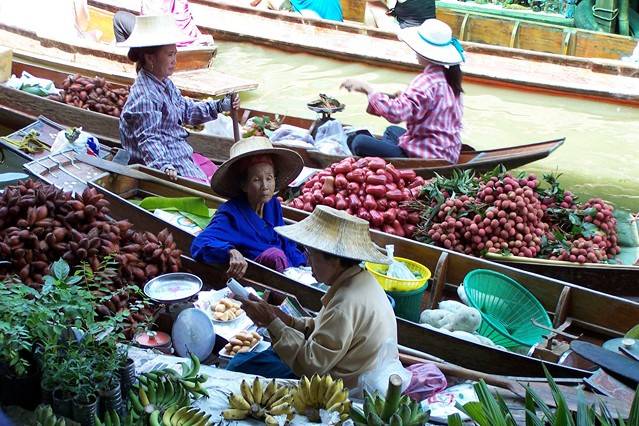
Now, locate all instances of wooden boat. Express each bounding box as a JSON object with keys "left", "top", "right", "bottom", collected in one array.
[
  {"left": 84, "top": 167, "right": 639, "bottom": 379},
  {"left": 0, "top": 18, "right": 258, "bottom": 98},
  {"left": 130, "top": 165, "right": 639, "bottom": 300},
  {"left": 89, "top": 0, "right": 639, "bottom": 106},
  {"left": 1, "top": 61, "right": 564, "bottom": 178}
]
